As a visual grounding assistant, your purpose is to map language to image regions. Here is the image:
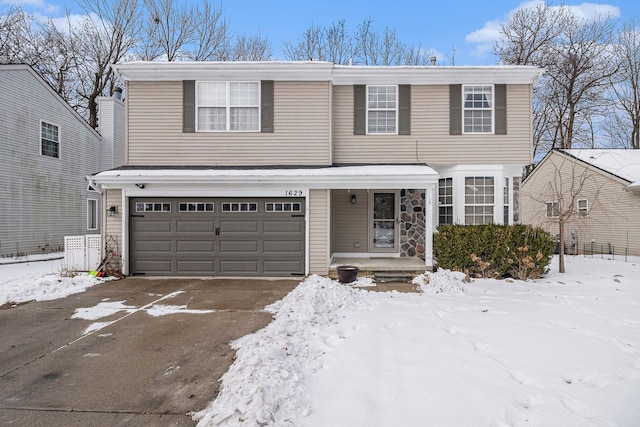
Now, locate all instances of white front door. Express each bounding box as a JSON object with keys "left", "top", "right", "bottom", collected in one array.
[{"left": 370, "top": 191, "right": 398, "bottom": 252}]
